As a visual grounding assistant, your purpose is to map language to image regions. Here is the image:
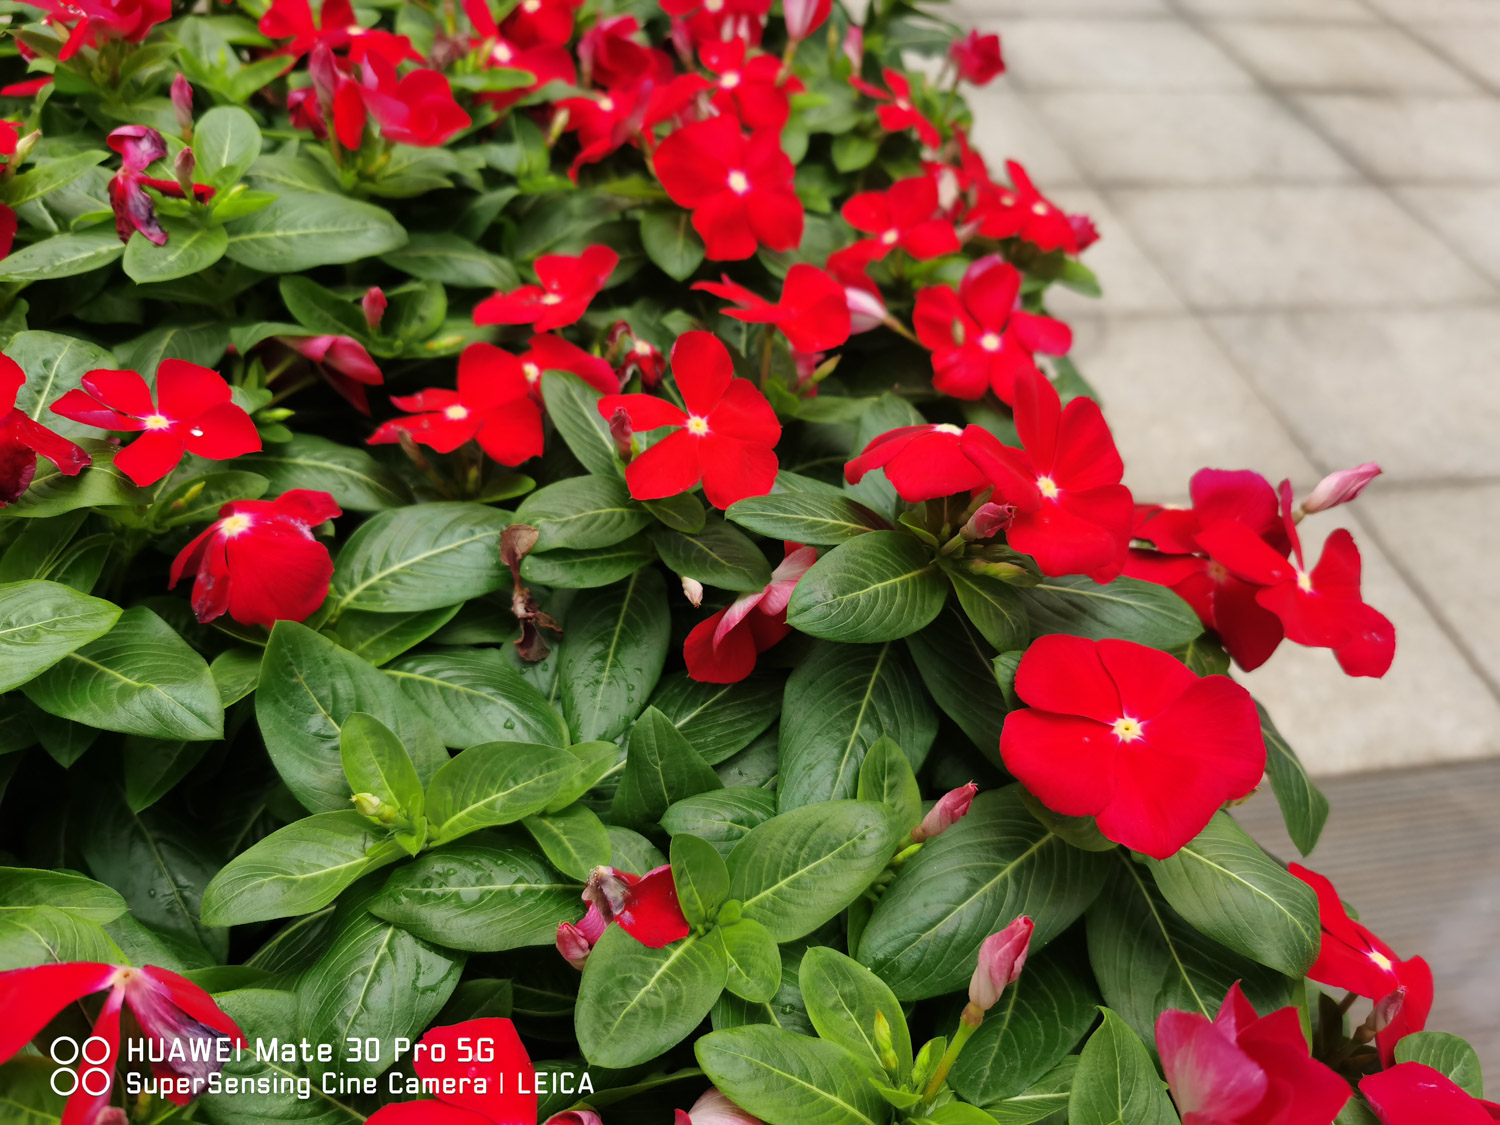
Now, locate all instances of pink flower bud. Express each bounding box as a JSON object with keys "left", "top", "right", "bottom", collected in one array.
[
  {"left": 962, "top": 501, "right": 1015, "bottom": 541},
  {"left": 682, "top": 576, "right": 705, "bottom": 607},
  {"left": 1301, "top": 462, "right": 1381, "bottom": 514},
  {"left": 912, "top": 782, "right": 977, "bottom": 842},
  {"left": 842, "top": 27, "right": 864, "bottom": 68},
  {"left": 968, "top": 916, "right": 1033, "bottom": 1011},
  {"left": 173, "top": 148, "right": 196, "bottom": 195},
  {"left": 609, "top": 406, "right": 633, "bottom": 463},
  {"left": 846, "top": 286, "right": 886, "bottom": 335},
  {"left": 361, "top": 287, "right": 387, "bottom": 330},
  {"left": 555, "top": 921, "right": 594, "bottom": 970},
  {"left": 1370, "top": 986, "right": 1405, "bottom": 1034},
  {"left": 949, "top": 30, "right": 1004, "bottom": 86},
  {"left": 1067, "top": 212, "right": 1100, "bottom": 252},
  {"left": 678, "top": 1089, "right": 762, "bottom": 1125},
  {"left": 171, "top": 73, "right": 193, "bottom": 138},
  {"left": 783, "top": 0, "right": 831, "bottom": 42},
  {"left": 547, "top": 1113, "right": 603, "bottom": 1125}
]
